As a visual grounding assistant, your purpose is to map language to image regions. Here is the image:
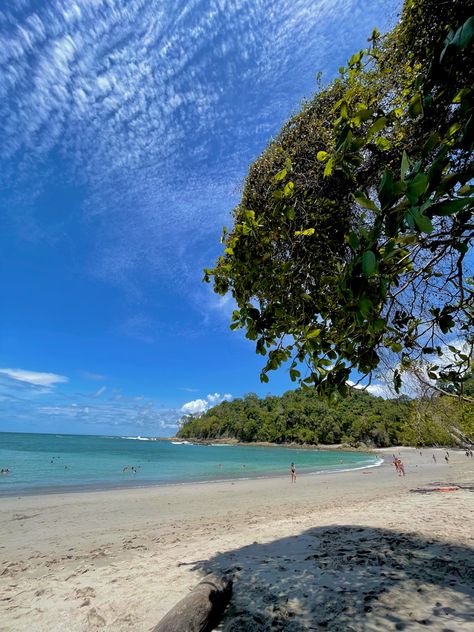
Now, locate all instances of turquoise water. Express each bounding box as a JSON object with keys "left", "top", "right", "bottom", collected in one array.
[{"left": 0, "top": 432, "right": 381, "bottom": 496}]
